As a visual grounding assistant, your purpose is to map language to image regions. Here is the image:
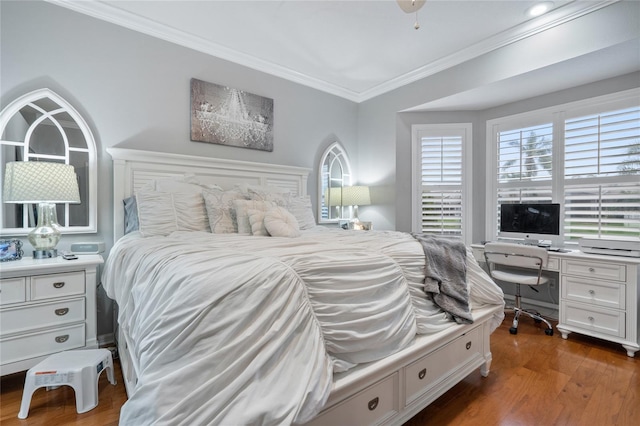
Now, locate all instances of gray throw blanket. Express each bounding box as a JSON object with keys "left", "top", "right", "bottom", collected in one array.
[{"left": 411, "top": 234, "right": 473, "bottom": 324}]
